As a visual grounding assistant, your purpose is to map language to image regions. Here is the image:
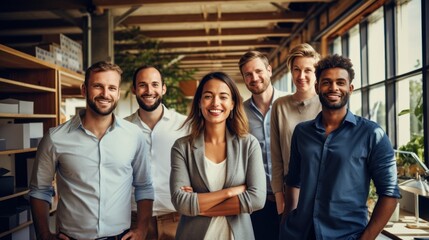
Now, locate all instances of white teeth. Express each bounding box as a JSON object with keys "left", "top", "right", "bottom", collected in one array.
[{"left": 209, "top": 109, "right": 222, "bottom": 113}]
